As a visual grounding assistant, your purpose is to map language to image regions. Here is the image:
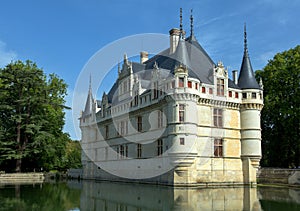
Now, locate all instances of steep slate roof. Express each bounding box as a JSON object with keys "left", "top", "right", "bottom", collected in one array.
[
  {"left": 142, "top": 36, "right": 216, "bottom": 85},
  {"left": 83, "top": 84, "right": 94, "bottom": 116},
  {"left": 106, "top": 28, "right": 242, "bottom": 103},
  {"left": 238, "top": 26, "right": 260, "bottom": 89}
]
